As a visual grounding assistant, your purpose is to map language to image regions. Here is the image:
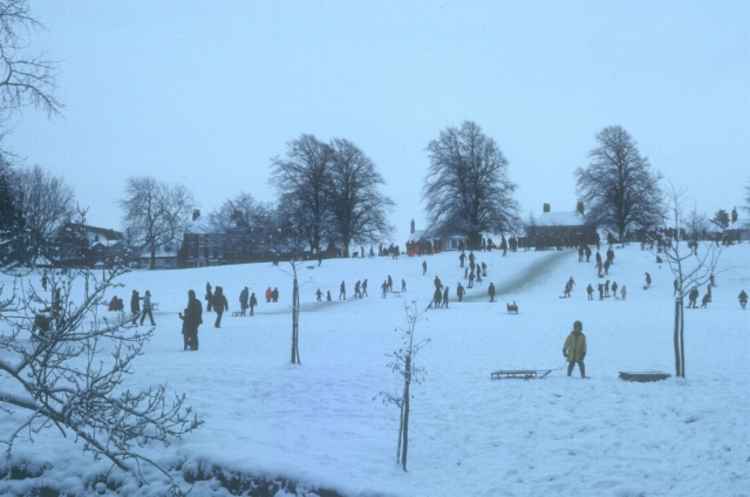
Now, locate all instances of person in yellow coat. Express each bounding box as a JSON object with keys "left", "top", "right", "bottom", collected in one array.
[{"left": 563, "top": 320, "right": 587, "bottom": 378}]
